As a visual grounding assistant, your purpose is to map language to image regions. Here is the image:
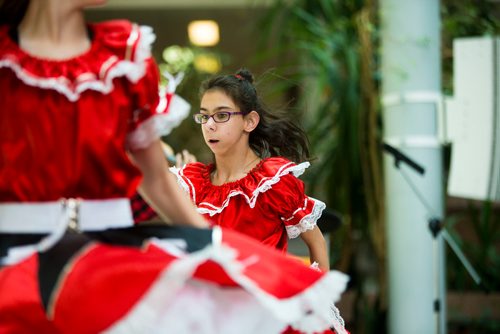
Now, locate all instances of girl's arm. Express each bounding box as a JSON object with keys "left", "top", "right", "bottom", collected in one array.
[
  {"left": 130, "top": 139, "right": 209, "bottom": 228},
  {"left": 300, "top": 226, "right": 330, "bottom": 271}
]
